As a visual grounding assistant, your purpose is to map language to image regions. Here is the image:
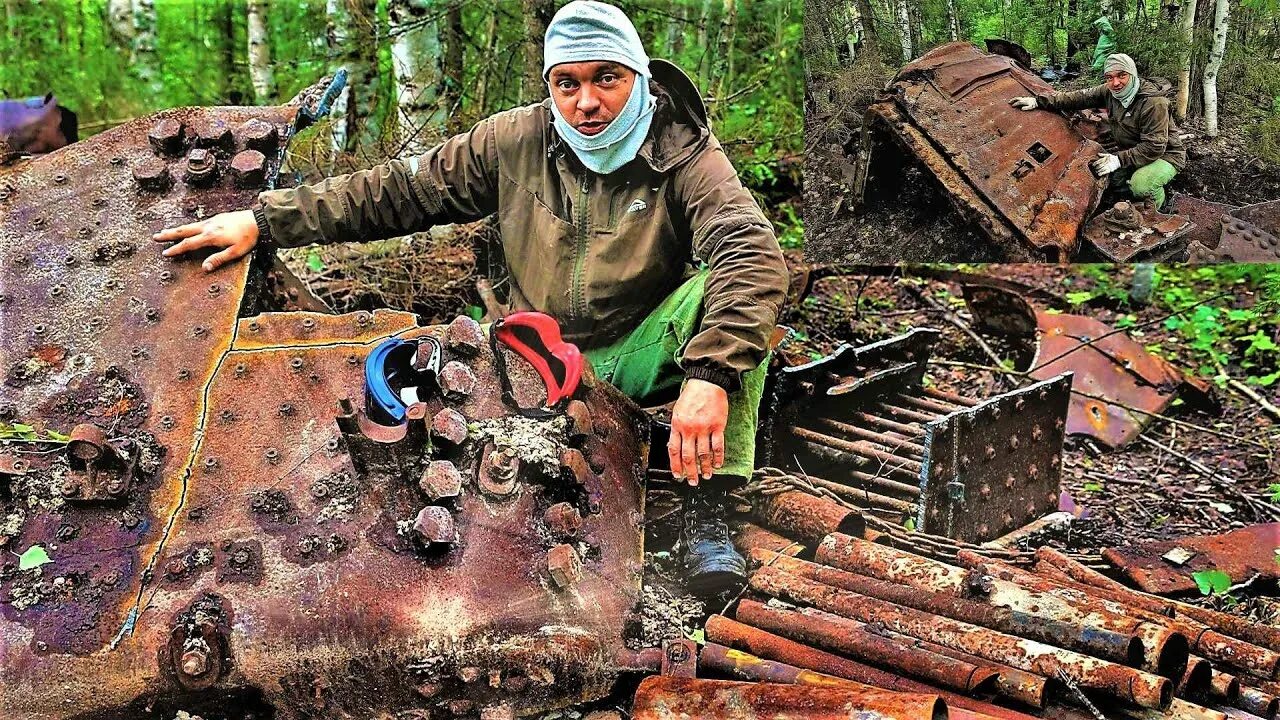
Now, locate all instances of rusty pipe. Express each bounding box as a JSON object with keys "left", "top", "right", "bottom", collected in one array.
[
  {"left": 631, "top": 675, "right": 946, "bottom": 720},
  {"left": 1238, "top": 687, "right": 1280, "bottom": 719},
  {"left": 922, "top": 386, "right": 980, "bottom": 407},
  {"left": 874, "top": 402, "right": 939, "bottom": 424},
  {"left": 735, "top": 523, "right": 806, "bottom": 558},
  {"left": 1035, "top": 547, "right": 1280, "bottom": 657},
  {"left": 751, "top": 565, "right": 1174, "bottom": 710},
  {"left": 853, "top": 410, "right": 924, "bottom": 438},
  {"left": 785, "top": 464, "right": 919, "bottom": 514},
  {"left": 704, "top": 615, "right": 1045, "bottom": 720},
  {"left": 820, "top": 535, "right": 1189, "bottom": 678},
  {"left": 792, "top": 427, "right": 925, "bottom": 474},
  {"left": 751, "top": 548, "right": 1139, "bottom": 671},
  {"left": 815, "top": 417, "right": 927, "bottom": 457},
  {"left": 845, "top": 469, "right": 923, "bottom": 499},
  {"left": 1178, "top": 657, "right": 1216, "bottom": 701},
  {"left": 698, "top": 643, "right": 1006, "bottom": 720},
  {"left": 798, "top": 439, "right": 922, "bottom": 484},
  {"left": 1206, "top": 671, "right": 1243, "bottom": 703},
  {"left": 1128, "top": 699, "right": 1229, "bottom": 720},
  {"left": 753, "top": 491, "right": 865, "bottom": 546},
  {"left": 1216, "top": 708, "right": 1270, "bottom": 720},
  {"left": 894, "top": 392, "right": 962, "bottom": 415},
  {"left": 735, "top": 598, "right": 1002, "bottom": 697}
]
